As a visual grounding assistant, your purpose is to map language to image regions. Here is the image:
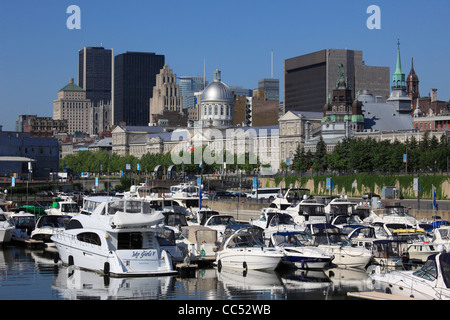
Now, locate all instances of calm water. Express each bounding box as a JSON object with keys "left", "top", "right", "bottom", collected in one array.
[{"left": 0, "top": 245, "right": 373, "bottom": 300}]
